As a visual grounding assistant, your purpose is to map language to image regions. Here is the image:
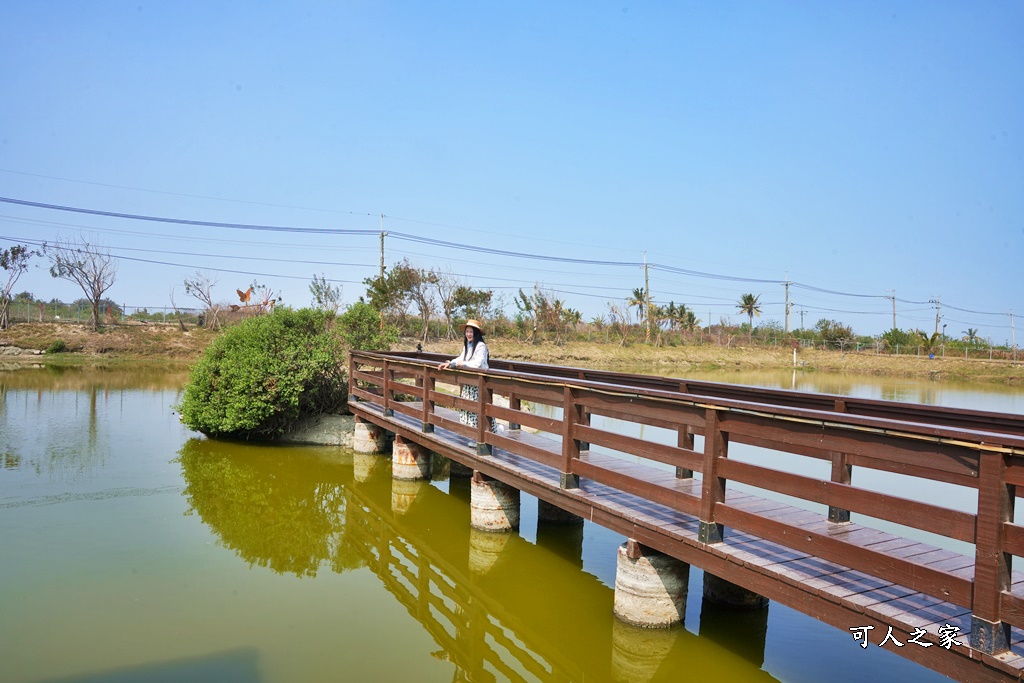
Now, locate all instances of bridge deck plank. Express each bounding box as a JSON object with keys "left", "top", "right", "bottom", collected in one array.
[{"left": 355, "top": 399, "right": 1024, "bottom": 677}]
